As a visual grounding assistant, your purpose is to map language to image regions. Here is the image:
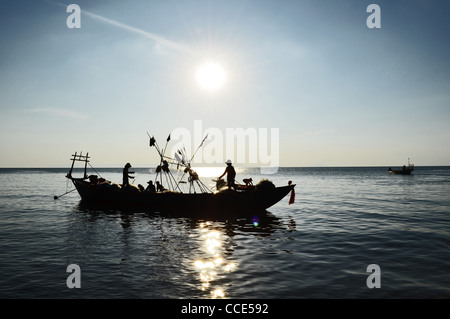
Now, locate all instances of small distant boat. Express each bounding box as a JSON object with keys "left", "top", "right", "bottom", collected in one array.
[
  {"left": 388, "top": 159, "right": 414, "bottom": 175},
  {"left": 61, "top": 134, "right": 295, "bottom": 216}
]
